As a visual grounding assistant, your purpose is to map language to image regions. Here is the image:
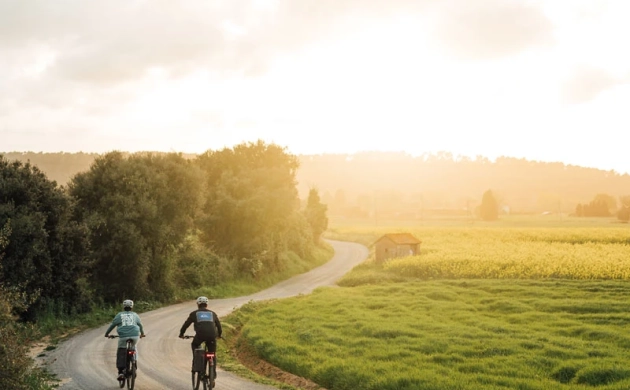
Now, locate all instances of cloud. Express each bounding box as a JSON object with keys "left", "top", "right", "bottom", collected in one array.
[
  {"left": 0, "top": 0, "right": 558, "bottom": 128},
  {"left": 561, "top": 66, "right": 626, "bottom": 104},
  {"left": 0, "top": 0, "right": 435, "bottom": 85},
  {"left": 432, "top": 0, "right": 554, "bottom": 60}
]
